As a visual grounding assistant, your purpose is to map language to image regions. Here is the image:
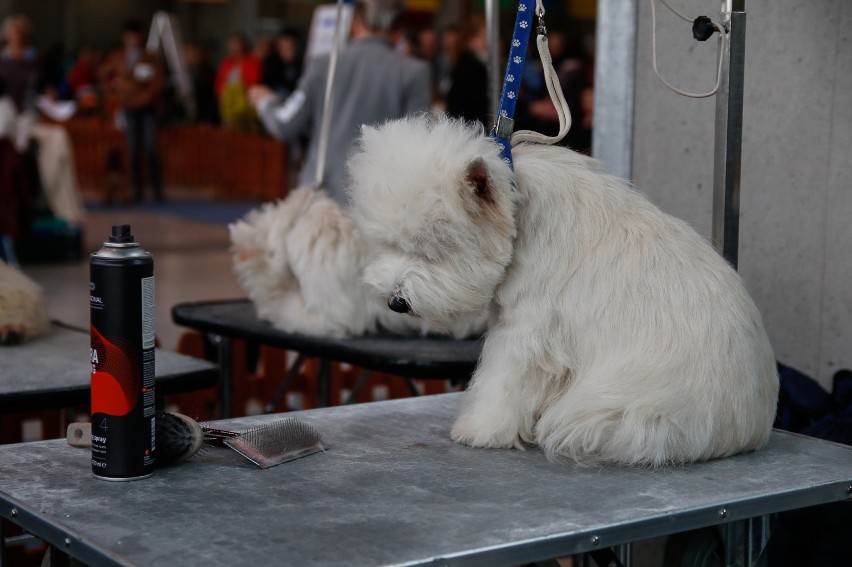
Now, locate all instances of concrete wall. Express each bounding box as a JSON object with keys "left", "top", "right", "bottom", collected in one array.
[{"left": 631, "top": 0, "right": 851, "bottom": 388}]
